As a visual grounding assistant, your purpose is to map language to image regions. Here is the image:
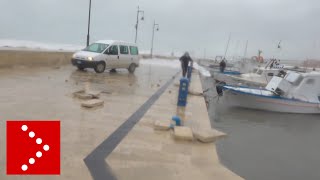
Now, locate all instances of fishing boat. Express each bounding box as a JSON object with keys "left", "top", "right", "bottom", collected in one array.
[
  {"left": 210, "top": 68, "right": 241, "bottom": 75},
  {"left": 220, "top": 71, "right": 320, "bottom": 113},
  {"left": 226, "top": 59, "right": 285, "bottom": 87},
  {"left": 210, "top": 34, "right": 243, "bottom": 82}
]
